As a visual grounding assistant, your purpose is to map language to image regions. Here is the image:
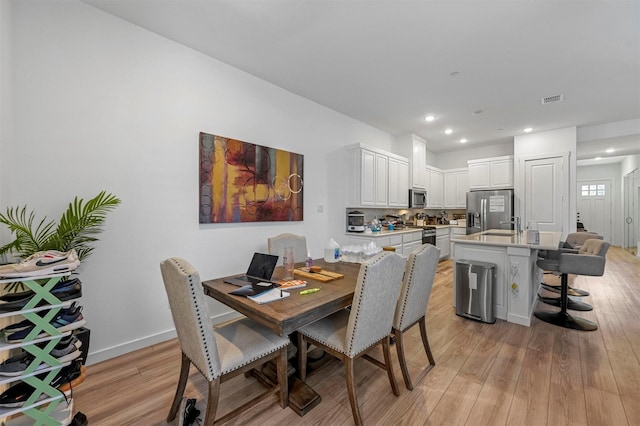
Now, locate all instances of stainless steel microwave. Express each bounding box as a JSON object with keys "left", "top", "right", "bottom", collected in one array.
[{"left": 408, "top": 189, "right": 427, "bottom": 208}]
